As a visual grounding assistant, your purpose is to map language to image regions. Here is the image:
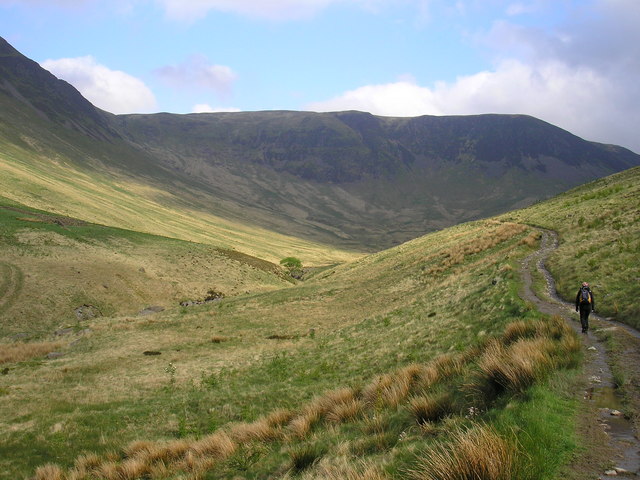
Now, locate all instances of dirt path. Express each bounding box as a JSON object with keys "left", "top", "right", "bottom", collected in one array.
[
  {"left": 521, "top": 228, "right": 640, "bottom": 477},
  {"left": 0, "top": 261, "right": 23, "bottom": 316}
]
